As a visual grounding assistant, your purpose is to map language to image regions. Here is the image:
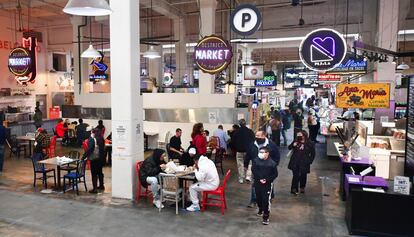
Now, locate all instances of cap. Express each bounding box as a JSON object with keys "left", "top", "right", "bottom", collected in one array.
[{"left": 188, "top": 148, "right": 196, "bottom": 155}]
